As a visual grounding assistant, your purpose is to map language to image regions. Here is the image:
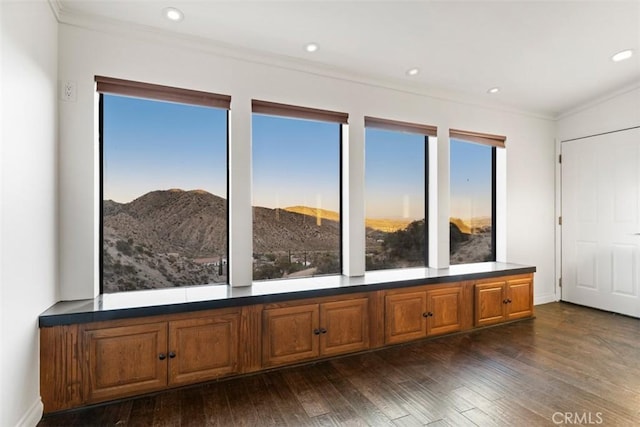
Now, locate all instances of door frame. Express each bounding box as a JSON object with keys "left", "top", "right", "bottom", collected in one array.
[{"left": 557, "top": 126, "right": 640, "bottom": 308}]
